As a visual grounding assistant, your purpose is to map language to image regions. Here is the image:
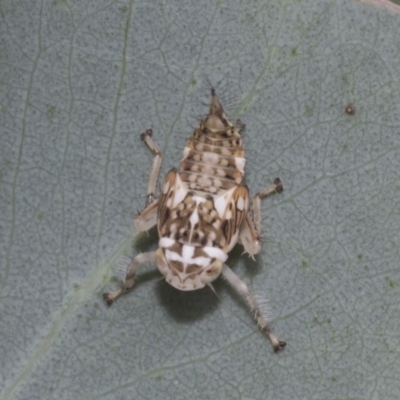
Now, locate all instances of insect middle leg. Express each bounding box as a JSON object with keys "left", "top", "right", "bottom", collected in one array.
[
  {"left": 252, "top": 177, "right": 283, "bottom": 234},
  {"left": 222, "top": 264, "right": 286, "bottom": 352},
  {"left": 239, "top": 178, "right": 283, "bottom": 256}
]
